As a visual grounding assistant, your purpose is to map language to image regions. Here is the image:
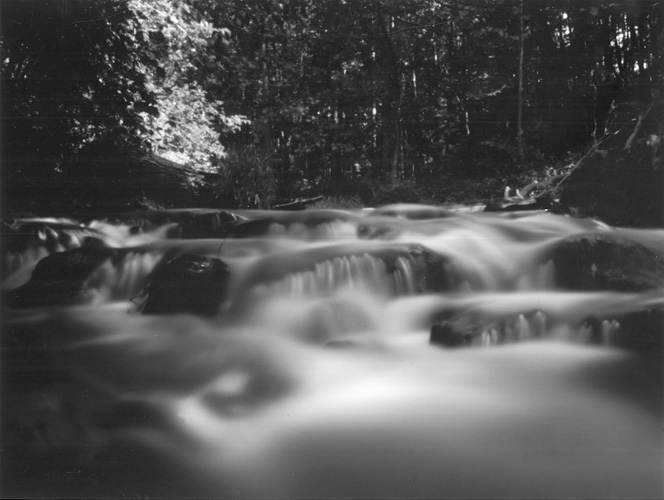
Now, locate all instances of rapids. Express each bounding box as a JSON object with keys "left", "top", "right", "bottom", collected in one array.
[{"left": 2, "top": 205, "right": 662, "bottom": 498}]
